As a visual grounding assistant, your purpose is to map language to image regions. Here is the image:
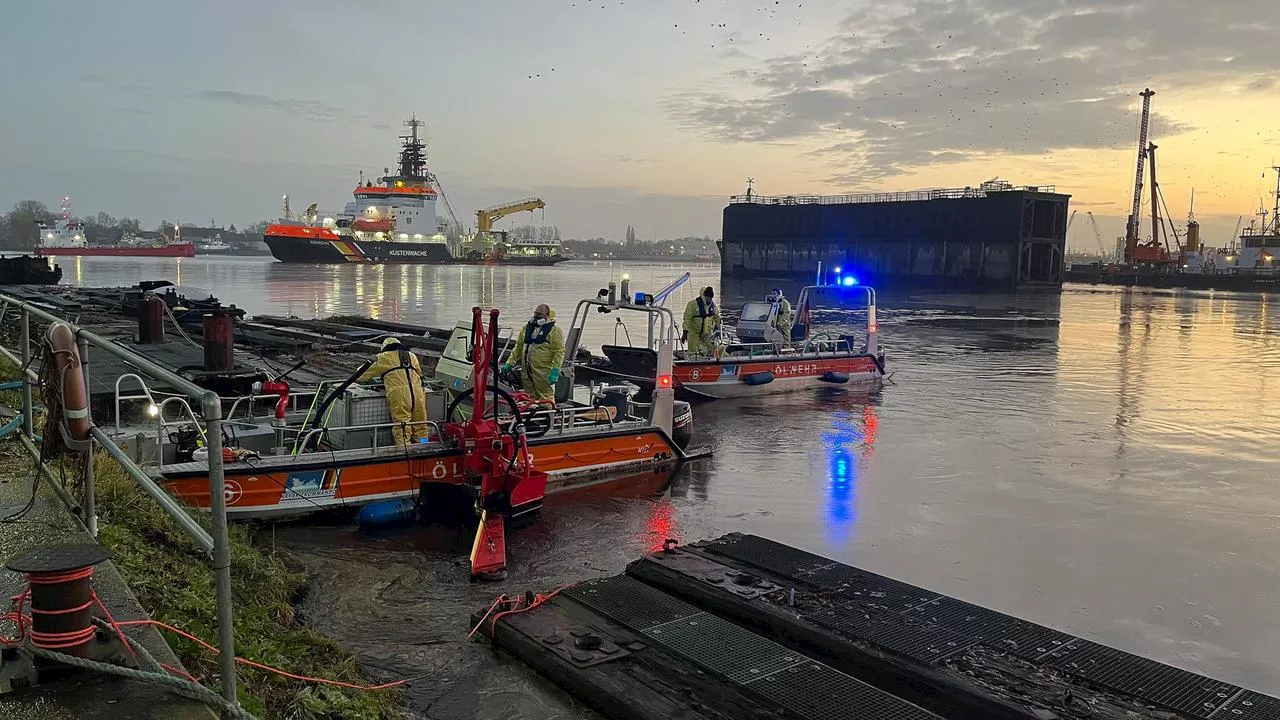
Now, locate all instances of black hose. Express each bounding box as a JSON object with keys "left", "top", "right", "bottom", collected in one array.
[{"left": 295, "top": 359, "right": 372, "bottom": 453}]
